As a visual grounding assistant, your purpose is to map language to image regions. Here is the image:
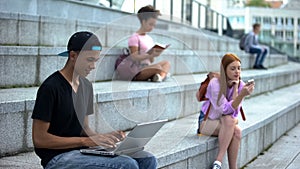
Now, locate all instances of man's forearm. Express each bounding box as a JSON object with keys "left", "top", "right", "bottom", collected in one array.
[{"left": 33, "top": 132, "right": 87, "bottom": 149}]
